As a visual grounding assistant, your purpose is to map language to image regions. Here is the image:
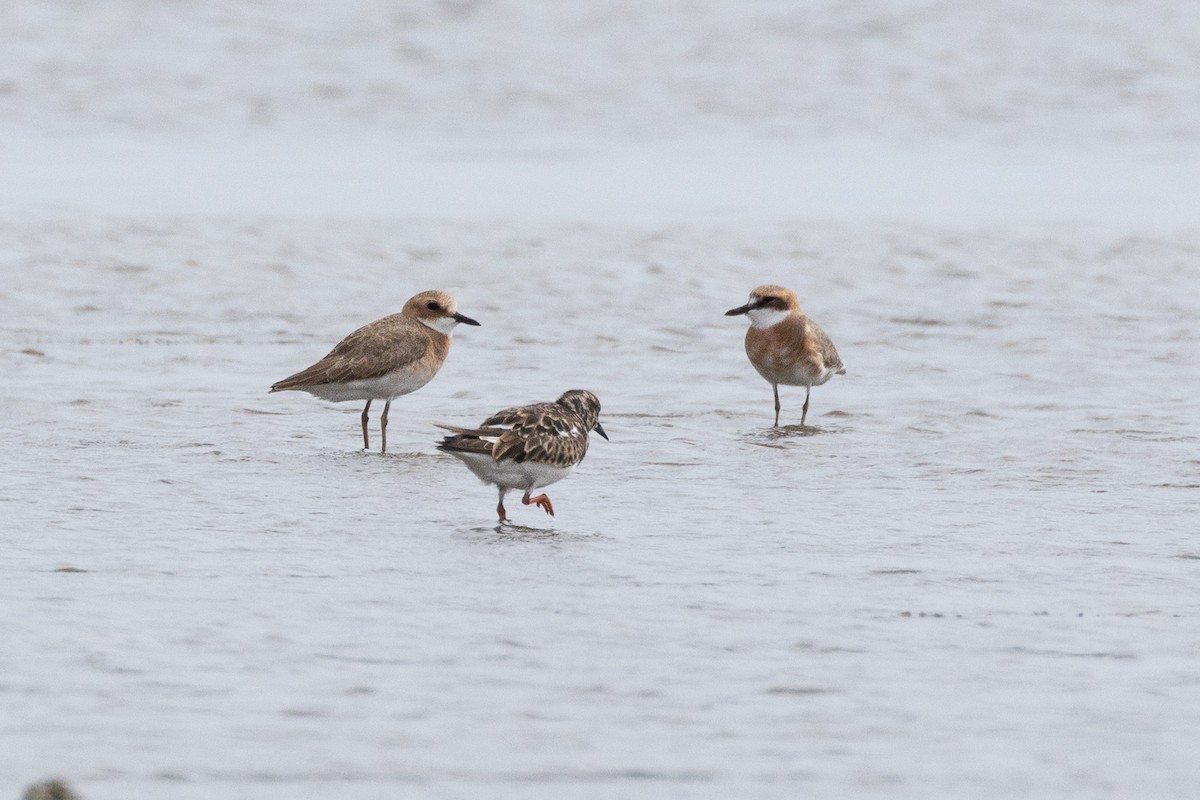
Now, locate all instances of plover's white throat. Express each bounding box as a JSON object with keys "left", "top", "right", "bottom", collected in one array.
[
  {"left": 270, "top": 289, "right": 479, "bottom": 452},
  {"left": 726, "top": 284, "right": 845, "bottom": 427},
  {"left": 436, "top": 389, "right": 608, "bottom": 522}
]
